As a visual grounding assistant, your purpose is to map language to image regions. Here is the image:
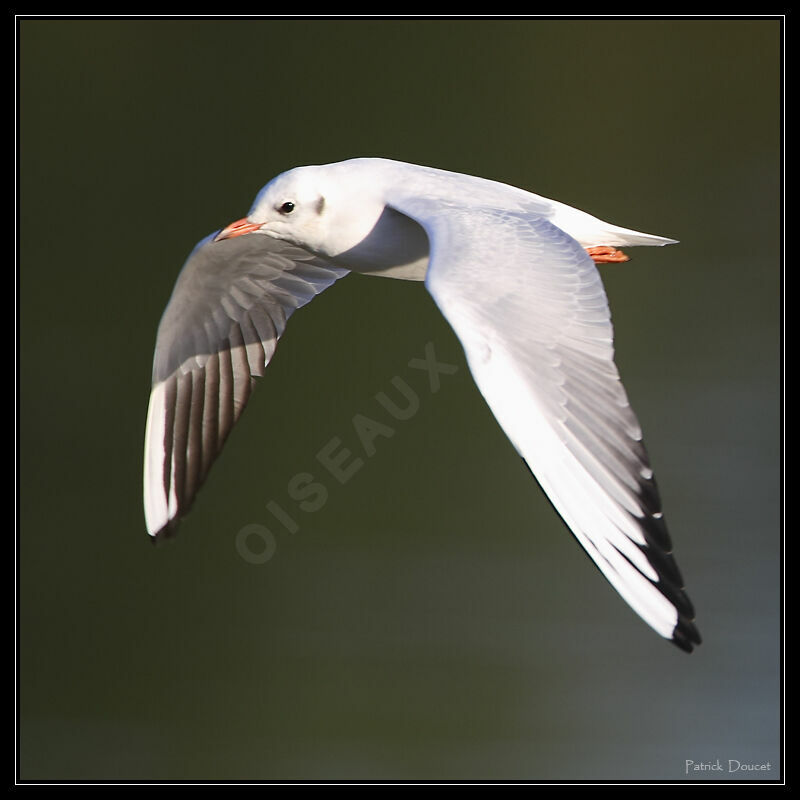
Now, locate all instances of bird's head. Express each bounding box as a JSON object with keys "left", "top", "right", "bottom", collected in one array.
[{"left": 215, "top": 162, "right": 384, "bottom": 260}]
